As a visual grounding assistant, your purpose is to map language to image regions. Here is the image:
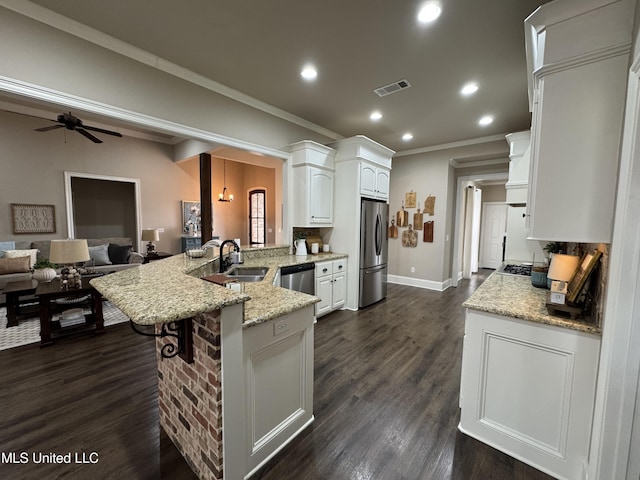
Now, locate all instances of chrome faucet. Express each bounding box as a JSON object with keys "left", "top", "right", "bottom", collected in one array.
[{"left": 219, "top": 239, "right": 240, "bottom": 273}]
